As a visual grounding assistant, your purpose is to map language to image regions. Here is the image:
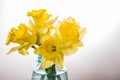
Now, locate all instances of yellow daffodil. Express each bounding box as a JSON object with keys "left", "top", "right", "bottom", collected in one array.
[
  {"left": 27, "top": 9, "right": 58, "bottom": 33},
  {"left": 27, "top": 9, "right": 52, "bottom": 29},
  {"left": 28, "top": 9, "right": 58, "bottom": 46},
  {"left": 59, "top": 17, "right": 86, "bottom": 47},
  {"left": 34, "top": 36, "right": 64, "bottom": 69},
  {"left": 6, "top": 24, "right": 36, "bottom": 55},
  {"left": 58, "top": 17, "right": 86, "bottom": 56}
]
